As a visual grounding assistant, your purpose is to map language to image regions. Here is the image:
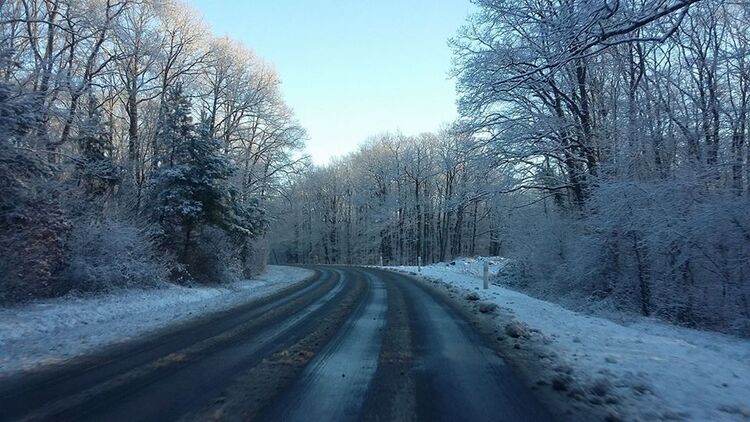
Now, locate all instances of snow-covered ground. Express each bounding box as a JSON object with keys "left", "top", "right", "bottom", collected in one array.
[
  {"left": 0, "top": 265, "right": 313, "bottom": 377},
  {"left": 388, "top": 257, "right": 750, "bottom": 421}
]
